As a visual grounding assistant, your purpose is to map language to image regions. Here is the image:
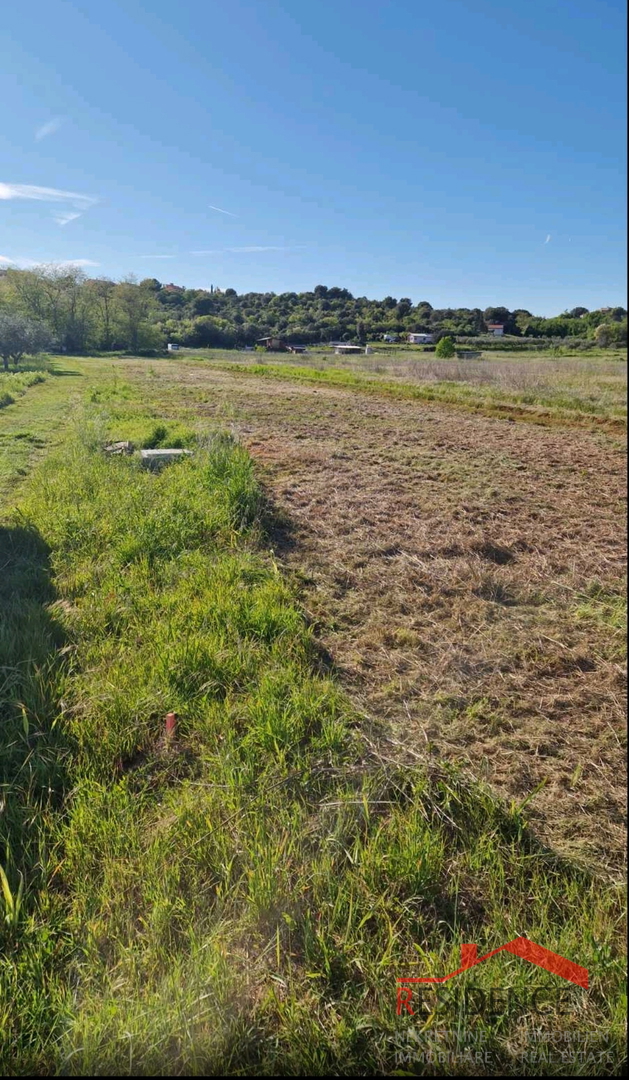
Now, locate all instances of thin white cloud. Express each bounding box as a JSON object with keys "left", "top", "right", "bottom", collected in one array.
[
  {"left": 57, "top": 259, "right": 100, "bottom": 268},
  {"left": 0, "top": 255, "right": 99, "bottom": 268},
  {"left": 544, "top": 234, "right": 551, "bottom": 244},
  {"left": 208, "top": 204, "right": 238, "bottom": 217},
  {"left": 0, "top": 255, "right": 39, "bottom": 268},
  {"left": 53, "top": 211, "right": 83, "bottom": 226},
  {"left": 231, "top": 245, "right": 291, "bottom": 253},
  {"left": 35, "top": 117, "right": 65, "bottom": 141},
  {"left": 191, "top": 245, "right": 295, "bottom": 255},
  {"left": 0, "top": 183, "right": 97, "bottom": 208},
  {"left": 0, "top": 182, "right": 98, "bottom": 226}
]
